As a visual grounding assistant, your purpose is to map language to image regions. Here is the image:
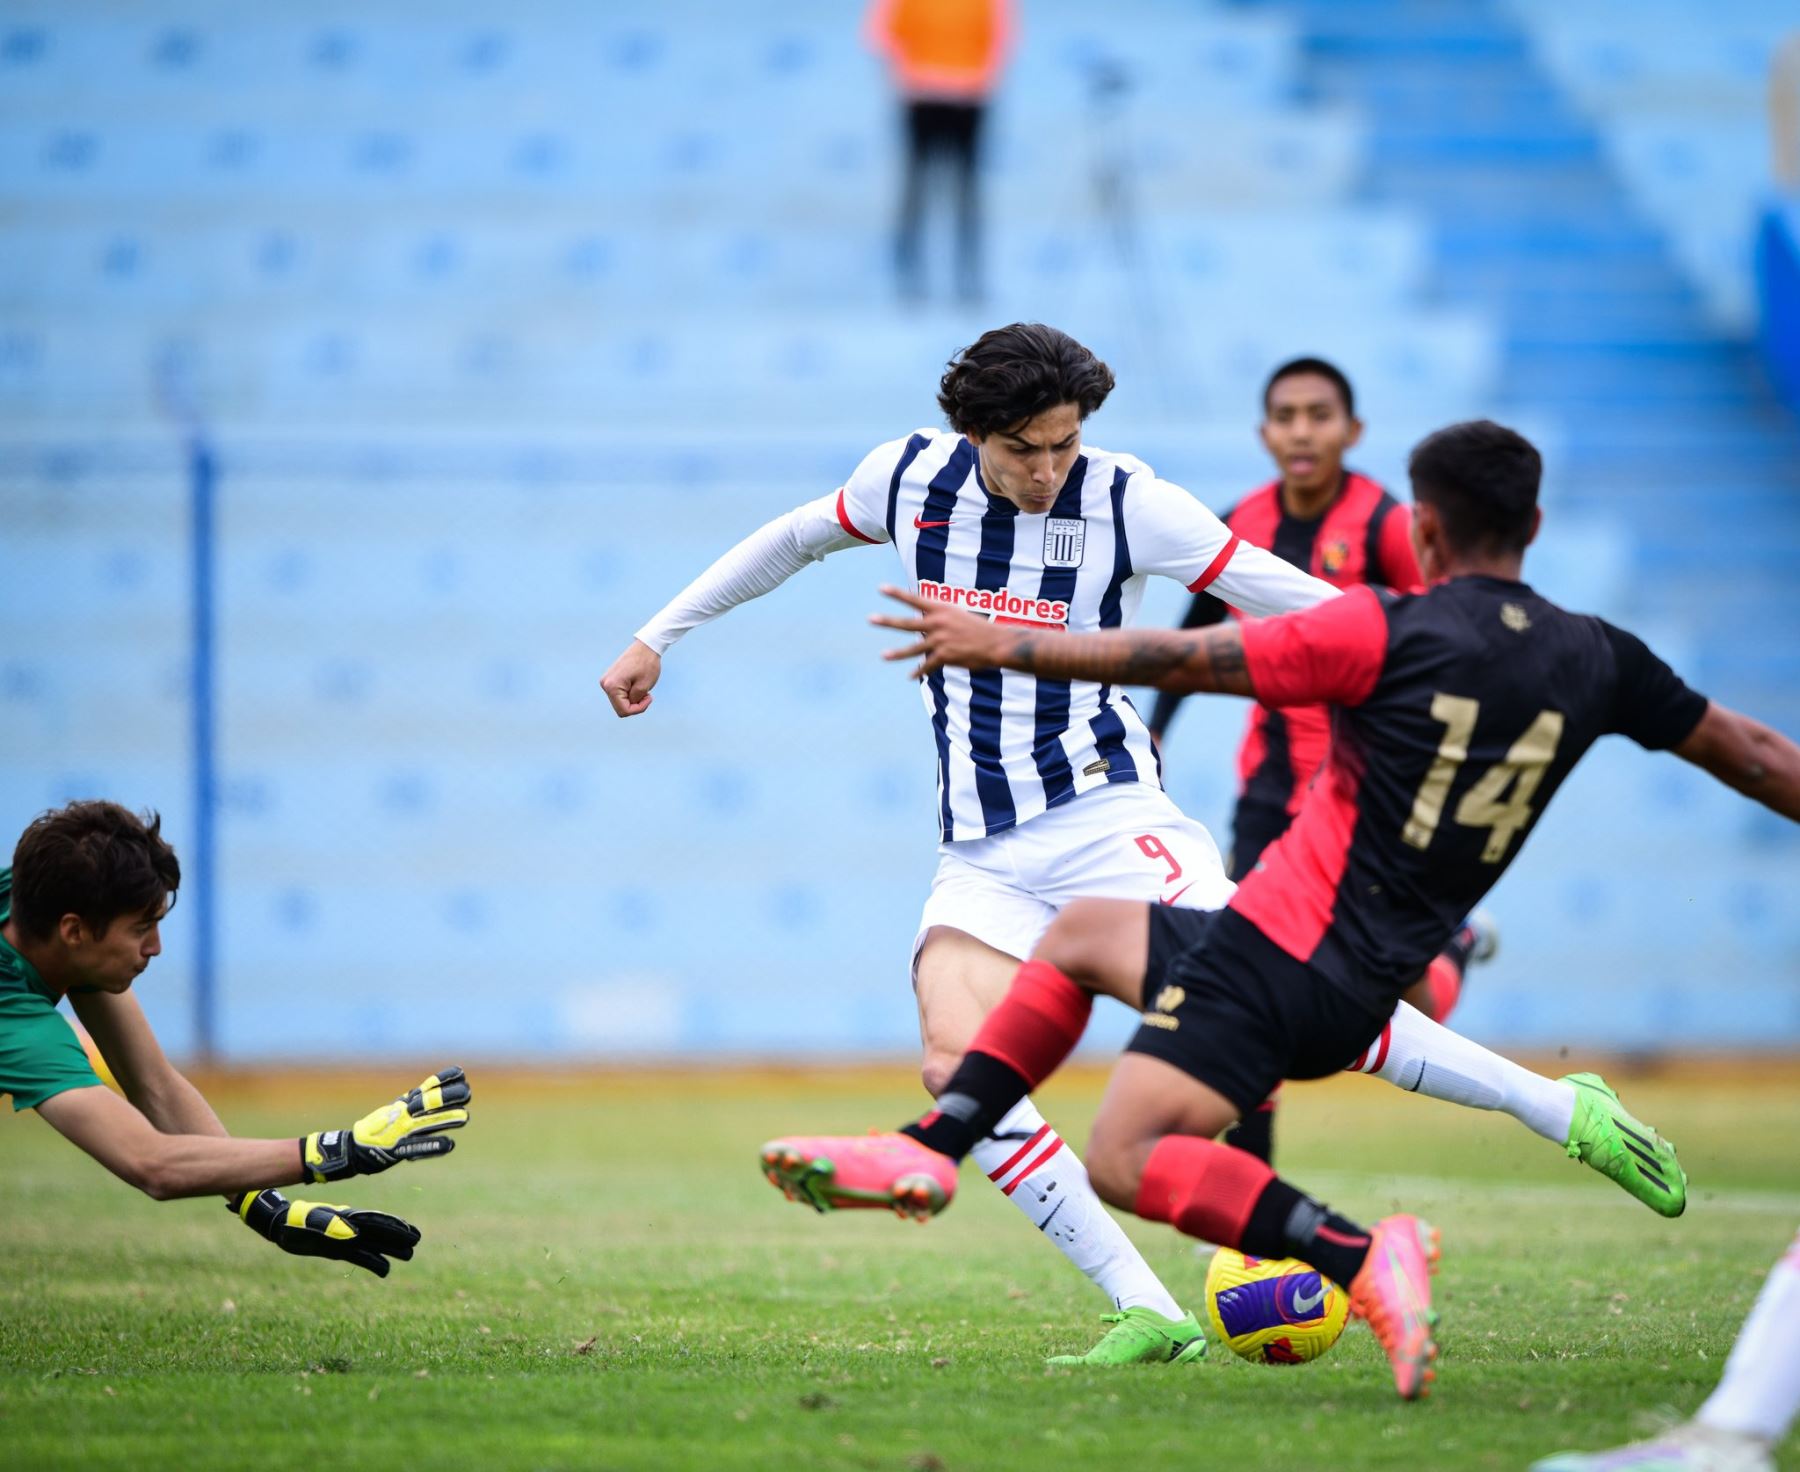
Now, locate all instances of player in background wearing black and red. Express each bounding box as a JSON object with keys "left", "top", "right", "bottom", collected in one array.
[
  {"left": 771, "top": 419, "right": 1800, "bottom": 1399},
  {"left": 1148, "top": 358, "right": 1492, "bottom": 1164}
]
